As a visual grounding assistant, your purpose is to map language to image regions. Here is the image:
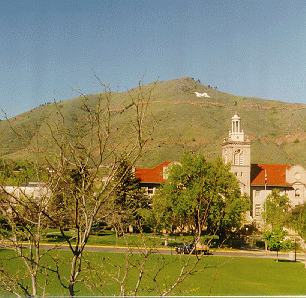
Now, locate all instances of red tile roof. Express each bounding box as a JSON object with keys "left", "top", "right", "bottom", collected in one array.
[
  {"left": 251, "top": 164, "right": 292, "bottom": 186},
  {"left": 135, "top": 161, "right": 173, "bottom": 183}
]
